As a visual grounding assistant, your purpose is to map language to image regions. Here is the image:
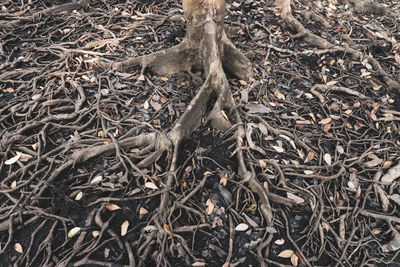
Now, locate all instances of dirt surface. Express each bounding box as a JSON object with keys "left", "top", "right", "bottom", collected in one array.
[{"left": 1, "top": 0, "right": 400, "bottom": 266}]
